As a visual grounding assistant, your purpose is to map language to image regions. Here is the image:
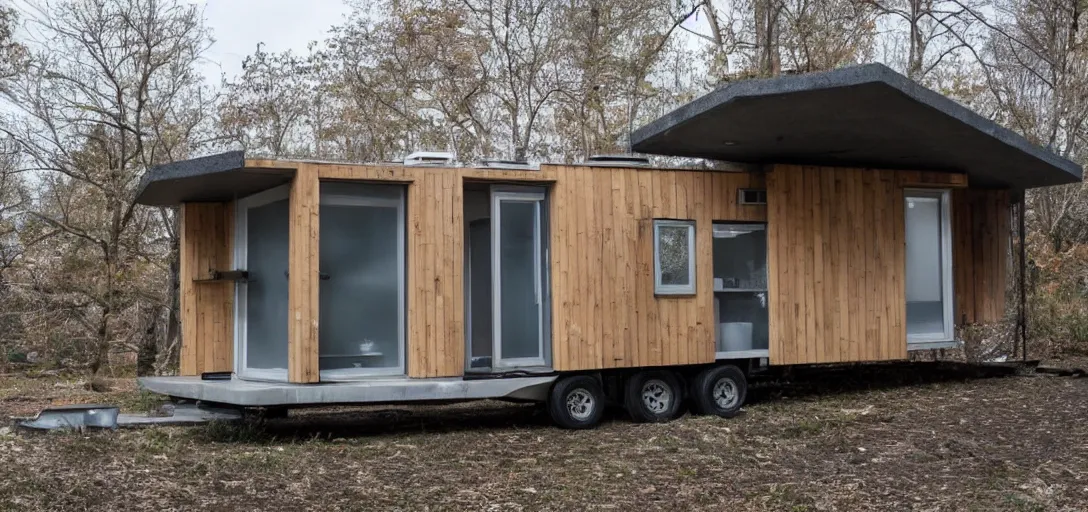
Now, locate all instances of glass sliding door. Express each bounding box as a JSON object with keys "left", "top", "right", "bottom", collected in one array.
[
  {"left": 904, "top": 189, "right": 953, "bottom": 343},
  {"left": 712, "top": 223, "right": 769, "bottom": 356},
  {"left": 318, "top": 182, "right": 405, "bottom": 378},
  {"left": 234, "top": 185, "right": 291, "bottom": 381},
  {"left": 491, "top": 188, "right": 548, "bottom": 368}
]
